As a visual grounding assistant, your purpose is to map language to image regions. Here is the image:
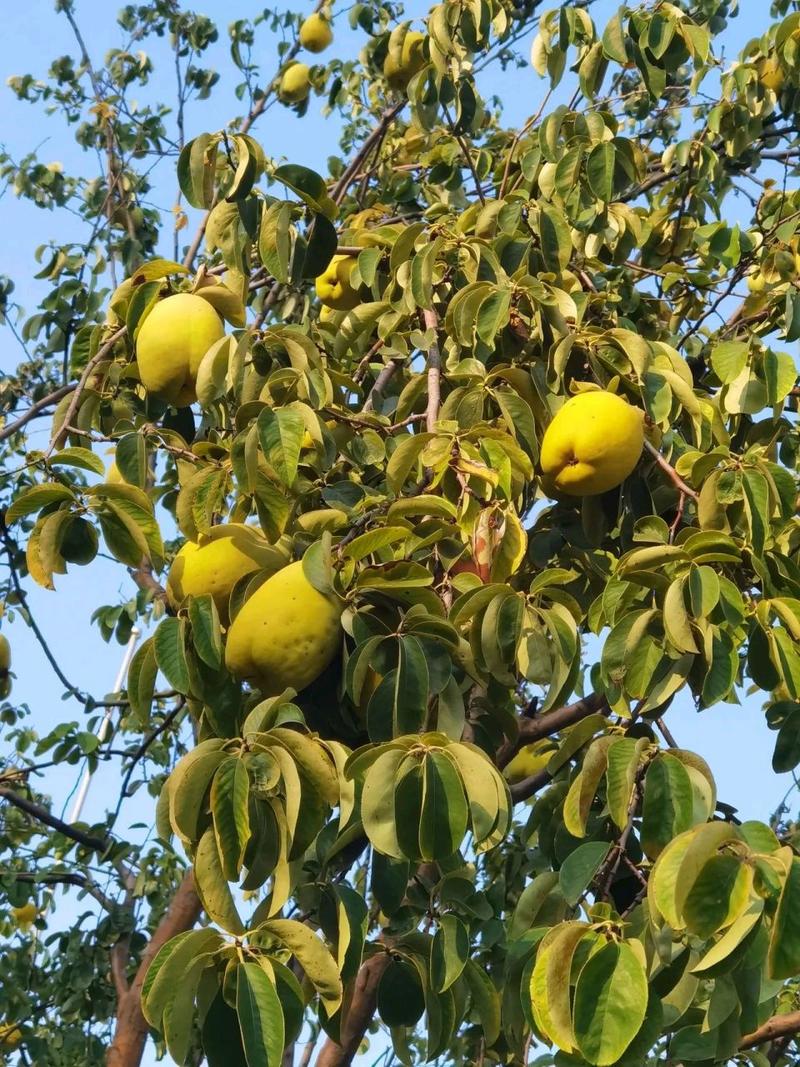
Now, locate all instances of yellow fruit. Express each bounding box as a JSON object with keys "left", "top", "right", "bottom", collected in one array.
[
  {"left": 136, "top": 293, "right": 225, "bottom": 406},
  {"left": 540, "top": 391, "right": 644, "bottom": 496},
  {"left": 0, "top": 634, "right": 10, "bottom": 672},
  {"left": 11, "top": 902, "right": 37, "bottom": 930},
  {"left": 225, "top": 561, "right": 342, "bottom": 694},
  {"left": 0, "top": 1023, "right": 21, "bottom": 1049},
  {"left": 279, "top": 63, "right": 311, "bottom": 103},
  {"left": 299, "top": 13, "right": 333, "bottom": 53},
  {"left": 503, "top": 741, "right": 557, "bottom": 785},
  {"left": 167, "top": 525, "right": 272, "bottom": 623},
  {"left": 315, "top": 256, "right": 361, "bottom": 310},
  {"left": 384, "top": 31, "right": 426, "bottom": 90}
]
